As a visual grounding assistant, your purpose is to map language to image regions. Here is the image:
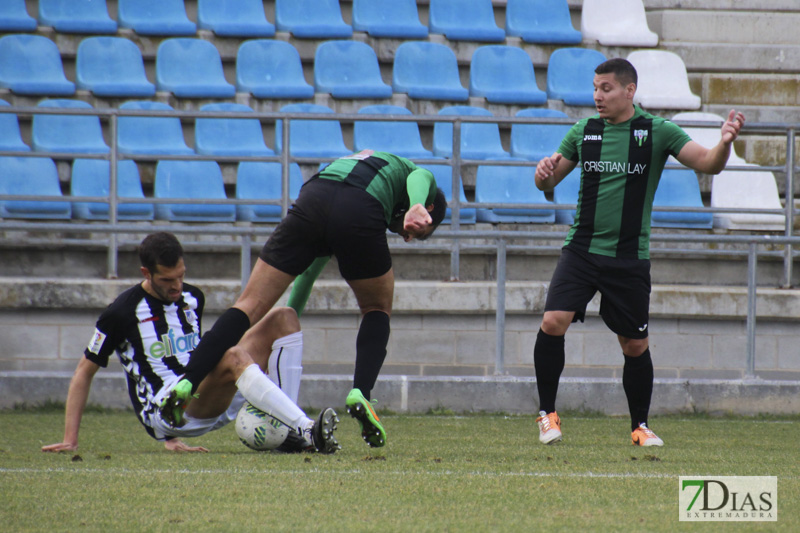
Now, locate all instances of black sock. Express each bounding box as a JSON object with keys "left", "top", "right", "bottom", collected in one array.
[
  {"left": 353, "top": 311, "right": 390, "bottom": 400},
  {"left": 183, "top": 307, "right": 250, "bottom": 392},
  {"left": 623, "top": 348, "right": 654, "bottom": 431},
  {"left": 533, "top": 328, "right": 565, "bottom": 414}
]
